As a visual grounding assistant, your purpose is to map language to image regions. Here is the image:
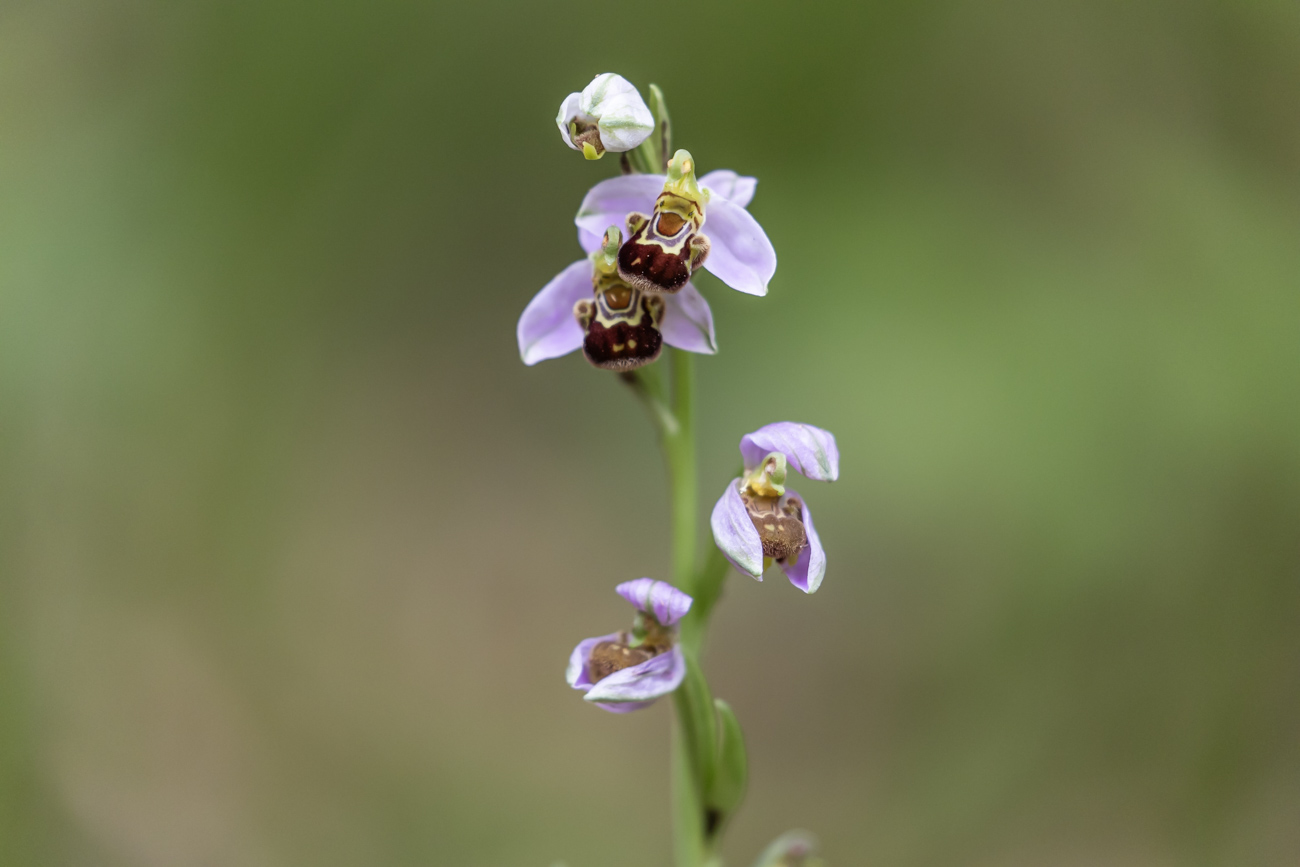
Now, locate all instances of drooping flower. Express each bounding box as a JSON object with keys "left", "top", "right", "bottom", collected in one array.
[
  {"left": 518, "top": 227, "right": 716, "bottom": 369},
  {"left": 710, "top": 422, "right": 839, "bottom": 593},
  {"left": 574, "top": 150, "right": 776, "bottom": 296},
  {"left": 556, "top": 73, "right": 655, "bottom": 160},
  {"left": 566, "top": 579, "right": 693, "bottom": 713}
]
